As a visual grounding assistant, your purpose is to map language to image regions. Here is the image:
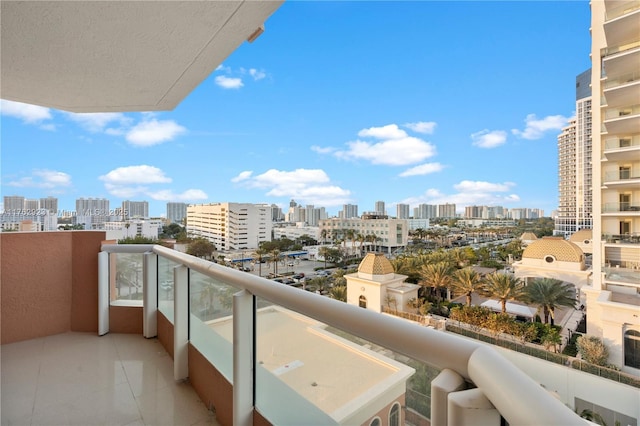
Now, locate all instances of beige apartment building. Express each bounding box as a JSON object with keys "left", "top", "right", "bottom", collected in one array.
[
  {"left": 584, "top": 0, "right": 640, "bottom": 374},
  {"left": 319, "top": 217, "right": 409, "bottom": 255}
]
